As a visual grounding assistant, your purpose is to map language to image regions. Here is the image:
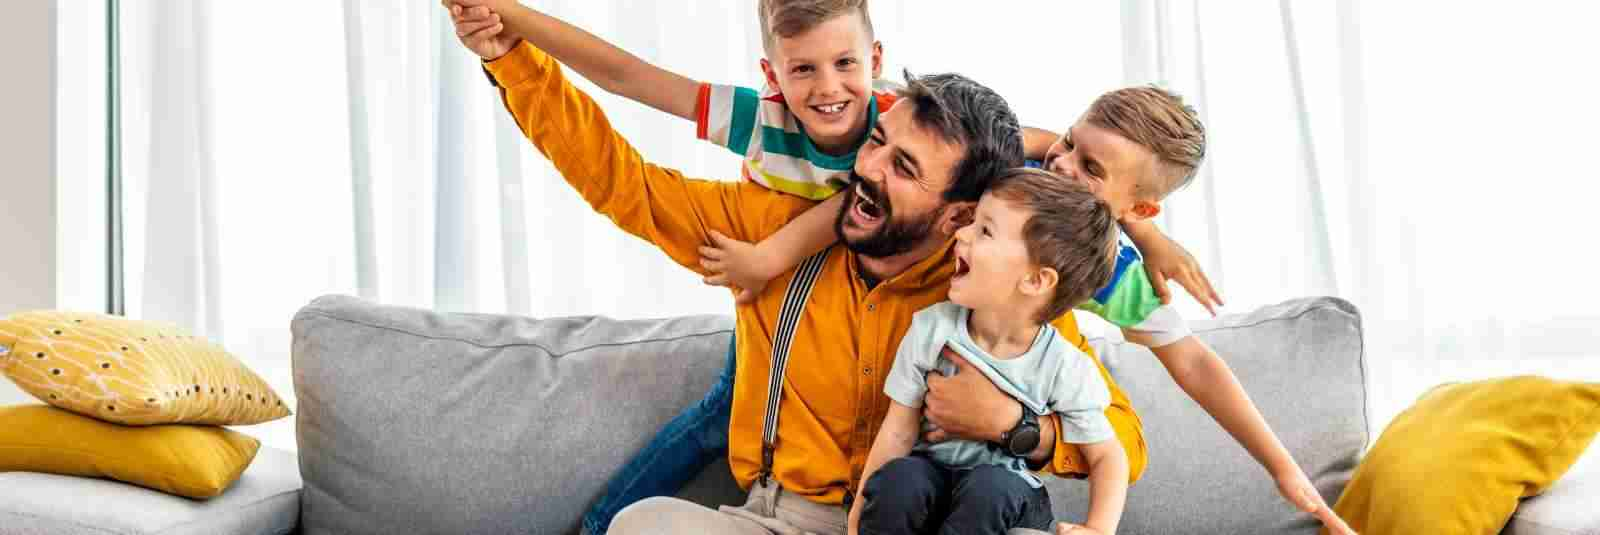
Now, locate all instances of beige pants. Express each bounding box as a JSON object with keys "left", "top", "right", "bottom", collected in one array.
[{"left": 606, "top": 480, "right": 1053, "bottom": 535}]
